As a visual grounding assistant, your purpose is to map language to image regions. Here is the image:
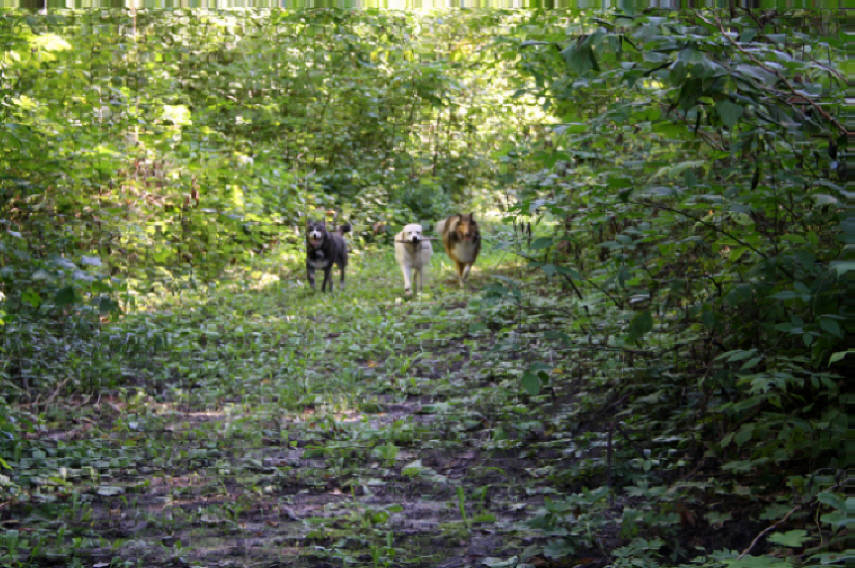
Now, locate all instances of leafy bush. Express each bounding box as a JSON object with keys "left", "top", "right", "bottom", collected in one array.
[{"left": 499, "top": 10, "right": 847, "bottom": 566}]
